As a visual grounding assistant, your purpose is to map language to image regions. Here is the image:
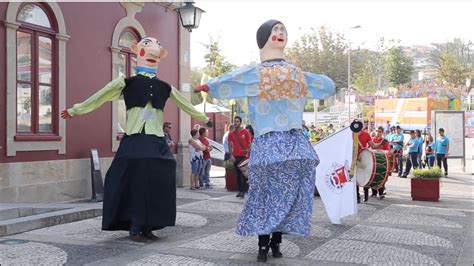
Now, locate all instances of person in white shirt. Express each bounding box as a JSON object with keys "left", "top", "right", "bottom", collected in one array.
[
  {"left": 222, "top": 124, "right": 235, "bottom": 160},
  {"left": 189, "top": 129, "right": 206, "bottom": 190}
]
